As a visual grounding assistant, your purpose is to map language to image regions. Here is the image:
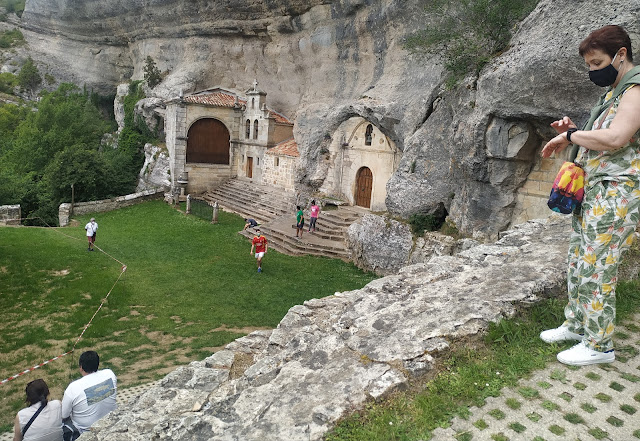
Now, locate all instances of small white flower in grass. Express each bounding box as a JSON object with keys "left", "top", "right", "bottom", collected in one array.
[
  {"left": 485, "top": 383, "right": 489, "bottom": 387},
  {"left": 389, "top": 421, "right": 393, "bottom": 425},
  {"left": 496, "top": 371, "right": 501, "bottom": 375}
]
